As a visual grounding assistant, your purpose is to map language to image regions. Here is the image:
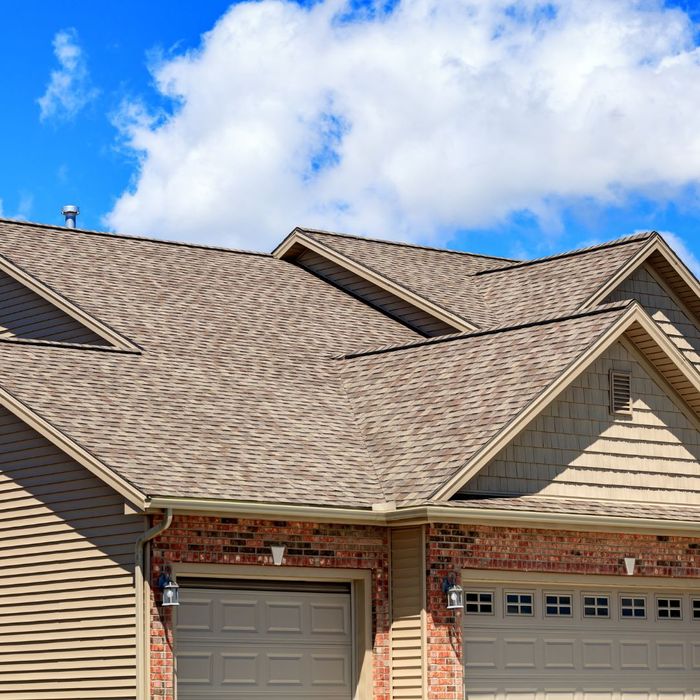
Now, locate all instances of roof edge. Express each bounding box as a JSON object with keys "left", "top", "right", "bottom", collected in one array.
[
  {"left": 145, "top": 497, "right": 700, "bottom": 533},
  {"left": 475, "top": 232, "right": 655, "bottom": 275},
  {"left": 290, "top": 225, "right": 518, "bottom": 262},
  {"left": 0, "top": 381, "right": 147, "bottom": 508},
  {"left": 336, "top": 302, "right": 632, "bottom": 360},
  {"left": 0, "top": 217, "right": 271, "bottom": 257},
  {"left": 432, "top": 301, "right": 700, "bottom": 502},
  {"left": 274, "top": 228, "right": 477, "bottom": 332},
  {"left": 0, "top": 249, "right": 142, "bottom": 352}
]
